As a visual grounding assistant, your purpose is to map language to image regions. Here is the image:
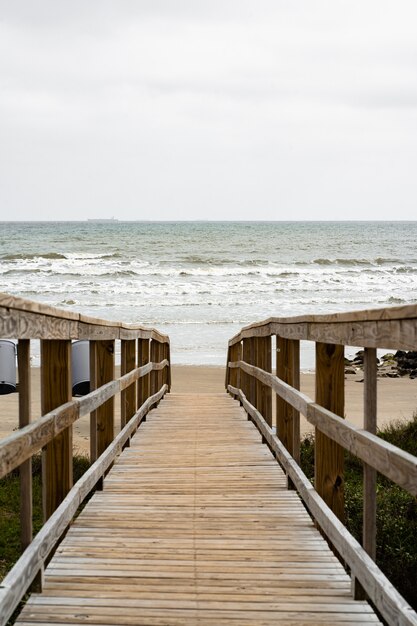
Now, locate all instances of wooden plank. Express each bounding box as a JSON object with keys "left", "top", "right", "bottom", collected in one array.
[
  {"left": 121, "top": 340, "right": 136, "bottom": 429},
  {"left": 363, "top": 347, "right": 377, "bottom": 560},
  {"left": 0, "top": 362, "right": 165, "bottom": 478},
  {"left": 229, "top": 386, "right": 416, "bottom": 626},
  {"left": 17, "top": 339, "right": 32, "bottom": 551},
  {"left": 94, "top": 340, "right": 115, "bottom": 458},
  {"left": 41, "top": 340, "right": 73, "bottom": 521},
  {"left": 0, "top": 386, "right": 168, "bottom": 626},
  {"left": 315, "top": 342, "right": 345, "bottom": 523},
  {"left": 138, "top": 339, "right": 150, "bottom": 408},
  {"left": 276, "top": 338, "right": 300, "bottom": 457},
  {"left": 13, "top": 391, "right": 382, "bottom": 626}
]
